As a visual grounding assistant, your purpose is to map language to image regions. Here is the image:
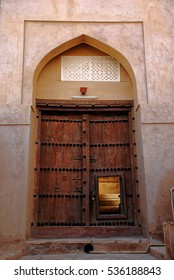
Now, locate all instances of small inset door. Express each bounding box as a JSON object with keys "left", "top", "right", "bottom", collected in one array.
[
  {"left": 95, "top": 174, "right": 126, "bottom": 219},
  {"left": 32, "top": 103, "right": 140, "bottom": 236}
]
